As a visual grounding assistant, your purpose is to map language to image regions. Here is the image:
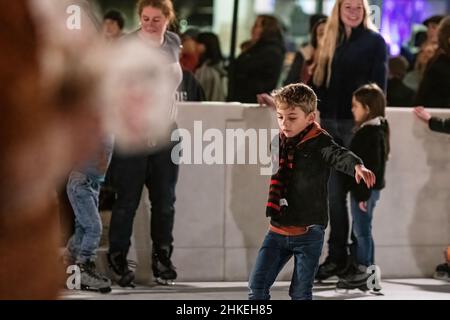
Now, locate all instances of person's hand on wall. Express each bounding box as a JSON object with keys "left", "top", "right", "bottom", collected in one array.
[
  {"left": 413, "top": 106, "right": 432, "bottom": 124},
  {"left": 256, "top": 93, "right": 276, "bottom": 108}
]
